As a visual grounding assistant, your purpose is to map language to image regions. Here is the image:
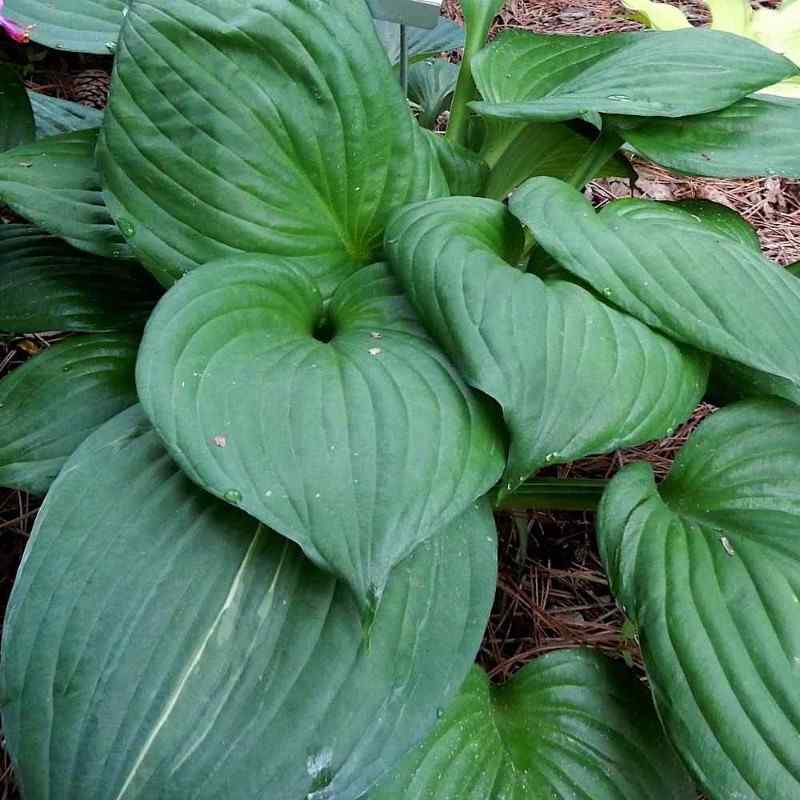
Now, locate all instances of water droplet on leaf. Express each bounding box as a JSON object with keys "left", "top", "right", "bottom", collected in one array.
[{"left": 118, "top": 218, "right": 136, "bottom": 238}]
